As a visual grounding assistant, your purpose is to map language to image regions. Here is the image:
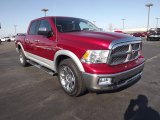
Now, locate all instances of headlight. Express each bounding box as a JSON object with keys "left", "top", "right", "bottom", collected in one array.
[{"left": 81, "top": 50, "right": 109, "bottom": 63}]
